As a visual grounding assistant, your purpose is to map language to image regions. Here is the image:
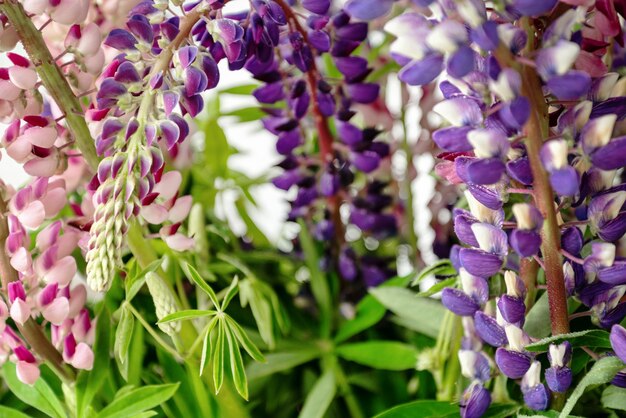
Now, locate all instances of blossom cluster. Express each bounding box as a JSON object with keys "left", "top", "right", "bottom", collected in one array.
[{"left": 378, "top": 0, "right": 626, "bottom": 414}]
